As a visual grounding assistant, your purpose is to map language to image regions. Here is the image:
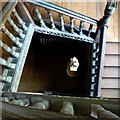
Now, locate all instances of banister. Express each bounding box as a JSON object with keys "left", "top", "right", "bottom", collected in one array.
[{"left": 26, "top": 0, "right": 98, "bottom": 26}]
